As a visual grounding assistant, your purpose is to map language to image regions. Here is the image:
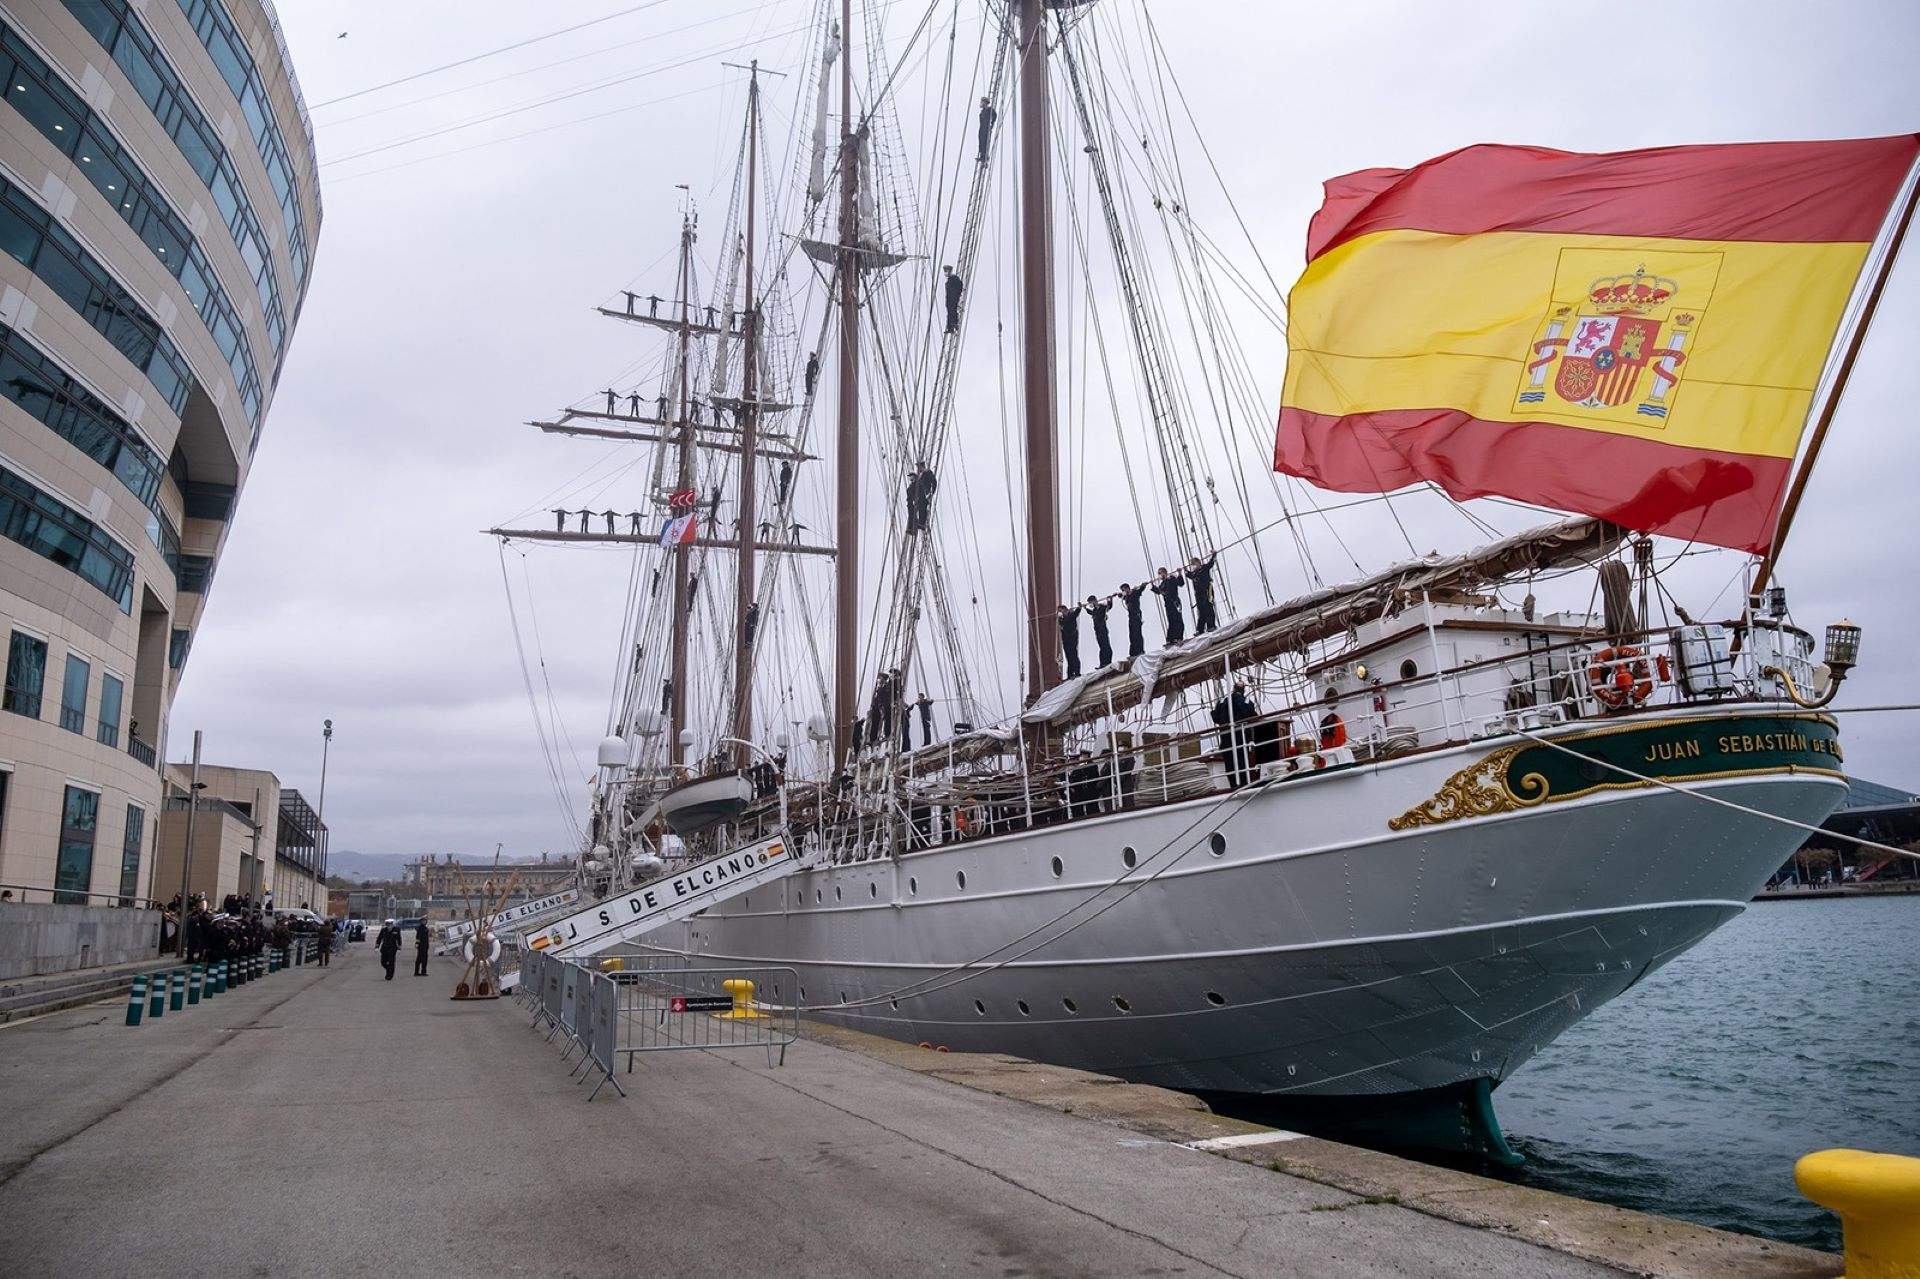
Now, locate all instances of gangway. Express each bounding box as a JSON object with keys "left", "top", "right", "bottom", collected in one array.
[
  {"left": 498, "top": 833, "right": 806, "bottom": 988},
  {"left": 439, "top": 889, "right": 579, "bottom": 955}
]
